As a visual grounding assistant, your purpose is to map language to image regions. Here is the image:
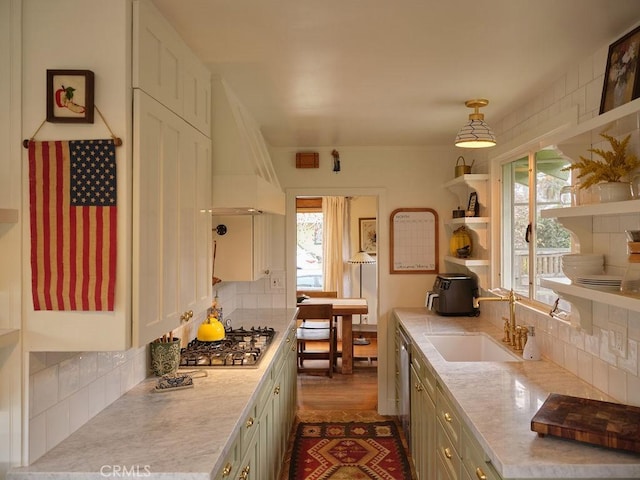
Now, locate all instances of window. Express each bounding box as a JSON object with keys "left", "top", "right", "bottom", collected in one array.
[
  {"left": 296, "top": 198, "right": 324, "bottom": 290},
  {"left": 501, "top": 147, "right": 572, "bottom": 305}
]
